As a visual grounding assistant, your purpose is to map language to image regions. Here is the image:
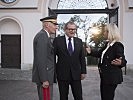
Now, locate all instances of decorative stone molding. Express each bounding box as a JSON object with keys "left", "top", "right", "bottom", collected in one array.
[
  {"left": 125, "top": 0, "right": 133, "bottom": 12},
  {"left": 127, "top": 0, "right": 133, "bottom": 9},
  {"left": 0, "top": 0, "right": 20, "bottom": 7}
]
